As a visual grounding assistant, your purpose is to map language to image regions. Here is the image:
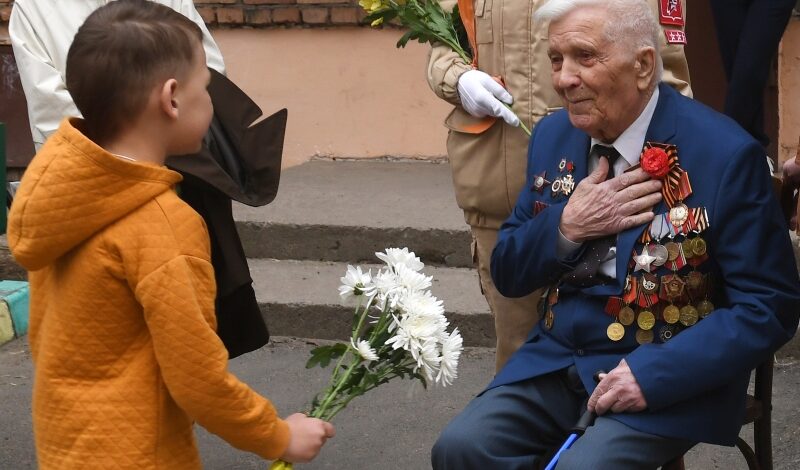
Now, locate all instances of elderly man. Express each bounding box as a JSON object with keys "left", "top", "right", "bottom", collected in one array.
[
  {"left": 431, "top": 0, "right": 800, "bottom": 468},
  {"left": 427, "top": 0, "right": 691, "bottom": 372}
]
